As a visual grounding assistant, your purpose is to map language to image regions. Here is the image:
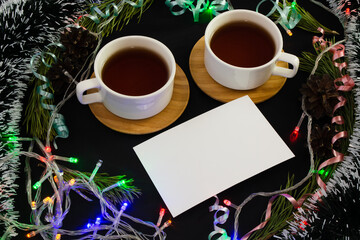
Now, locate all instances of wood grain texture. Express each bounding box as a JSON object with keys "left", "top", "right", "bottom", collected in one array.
[
  {"left": 189, "top": 36, "right": 288, "bottom": 103},
  {"left": 88, "top": 64, "right": 189, "bottom": 135}
]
